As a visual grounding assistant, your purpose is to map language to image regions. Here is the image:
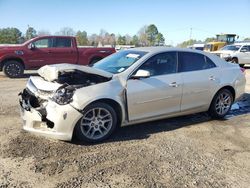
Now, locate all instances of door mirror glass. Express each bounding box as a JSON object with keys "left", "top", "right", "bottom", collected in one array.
[
  {"left": 28, "top": 43, "right": 35, "bottom": 50},
  {"left": 131, "top": 69, "right": 150, "bottom": 79}
]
